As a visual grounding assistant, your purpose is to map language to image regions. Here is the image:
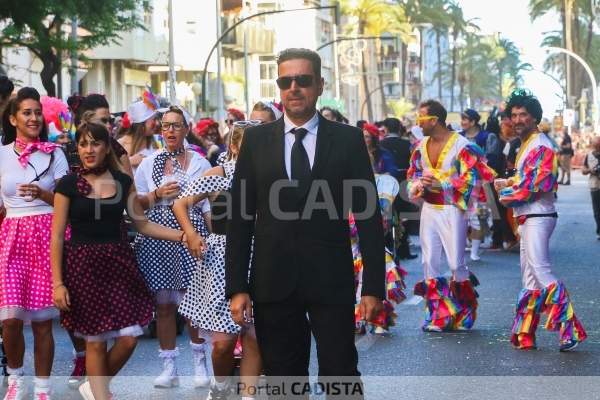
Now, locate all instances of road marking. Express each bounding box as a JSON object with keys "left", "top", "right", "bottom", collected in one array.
[
  {"left": 404, "top": 296, "right": 423, "bottom": 305},
  {"left": 355, "top": 334, "right": 380, "bottom": 351}
]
